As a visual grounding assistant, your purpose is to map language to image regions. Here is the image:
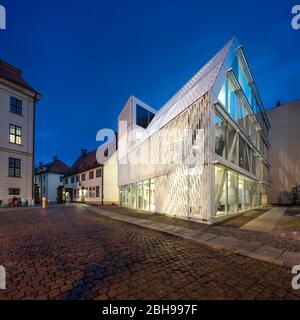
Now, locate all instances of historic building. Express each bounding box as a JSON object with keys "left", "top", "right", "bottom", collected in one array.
[
  {"left": 0, "top": 60, "right": 40, "bottom": 207},
  {"left": 118, "top": 38, "right": 271, "bottom": 224},
  {"left": 63, "top": 141, "right": 118, "bottom": 205},
  {"left": 267, "top": 99, "right": 300, "bottom": 205},
  {"left": 34, "top": 157, "right": 69, "bottom": 204}
]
